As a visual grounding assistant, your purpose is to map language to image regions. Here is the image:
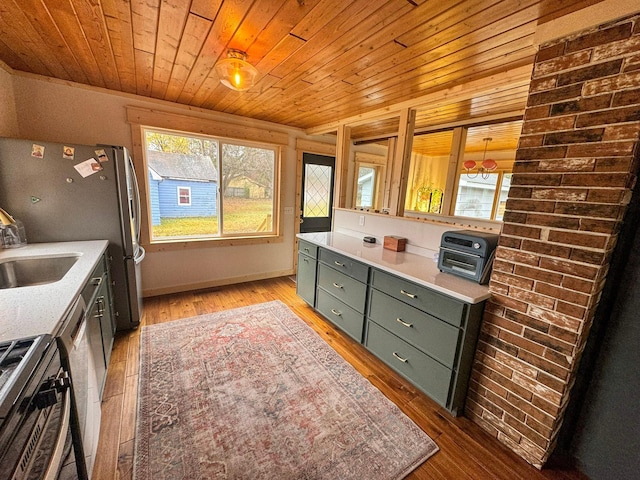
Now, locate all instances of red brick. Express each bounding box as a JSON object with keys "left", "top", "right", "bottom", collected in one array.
[
  {"left": 499, "top": 329, "right": 546, "bottom": 356},
  {"left": 512, "top": 173, "right": 563, "bottom": 187},
  {"left": 521, "top": 115, "right": 576, "bottom": 134},
  {"left": 491, "top": 292, "right": 530, "bottom": 314},
  {"left": 496, "top": 248, "right": 540, "bottom": 266},
  {"left": 567, "top": 141, "right": 636, "bottom": 158},
  {"left": 483, "top": 388, "right": 527, "bottom": 422},
  {"left": 506, "top": 393, "right": 556, "bottom": 428},
  {"left": 528, "top": 84, "right": 584, "bottom": 107},
  {"left": 506, "top": 198, "right": 555, "bottom": 212},
  {"left": 512, "top": 161, "right": 541, "bottom": 173},
  {"left": 504, "top": 308, "right": 550, "bottom": 333},
  {"left": 536, "top": 42, "right": 565, "bottom": 62},
  {"left": 514, "top": 264, "right": 563, "bottom": 285},
  {"left": 583, "top": 71, "right": 640, "bottom": 96},
  {"left": 531, "top": 188, "right": 588, "bottom": 201},
  {"left": 486, "top": 310, "right": 527, "bottom": 335},
  {"left": 561, "top": 172, "right": 629, "bottom": 187},
  {"left": 519, "top": 135, "right": 545, "bottom": 148},
  {"left": 467, "top": 392, "right": 507, "bottom": 418},
  {"left": 548, "top": 325, "right": 580, "bottom": 345},
  {"left": 534, "top": 282, "right": 590, "bottom": 307},
  {"left": 498, "top": 235, "right": 522, "bottom": 249},
  {"left": 566, "top": 22, "right": 633, "bottom": 53},
  {"left": 557, "top": 59, "right": 623, "bottom": 87},
  {"left": 561, "top": 276, "right": 595, "bottom": 294},
  {"left": 512, "top": 371, "right": 563, "bottom": 405},
  {"left": 523, "top": 328, "right": 574, "bottom": 356},
  {"left": 491, "top": 271, "right": 535, "bottom": 290},
  {"left": 504, "top": 413, "right": 552, "bottom": 449},
  {"left": 530, "top": 77, "right": 557, "bottom": 93},
  {"left": 521, "top": 239, "right": 571, "bottom": 259},
  {"left": 537, "top": 158, "right": 595, "bottom": 172},
  {"left": 539, "top": 257, "right": 599, "bottom": 280},
  {"left": 533, "top": 51, "right": 592, "bottom": 78},
  {"left": 544, "top": 128, "right": 604, "bottom": 145},
  {"left": 501, "top": 223, "right": 542, "bottom": 239},
  {"left": 532, "top": 393, "right": 563, "bottom": 416},
  {"left": 525, "top": 213, "right": 580, "bottom": 230},
  {"left": 550, "top": 94, "right": 612, "bottom": 116},
  {"left": 603, "top": 123, "right": 640, "bottom": 141},
  {"left": 507, "top": 186, "right": 533, "bottom": 199},
  {"left": 478, "top": 352, "right": 515, "bottom": 379},
  {"left": 612, "top": 87, "right": 640, "bottom": 107},
  {"left": 478, "top": 333, "right": 520, "bottom": 359},
  {"left": 579, "top": 217, "right": 620, "bottom": 234},
  {"left": 556, "top": 301, "right": 587, "bottom": 320},
  {"left": 594, "top": 156, "right": 635, "bottom": 172},
  {"left": 586, "top": 188, "right": 626, "bottom": 203},
  {"left": 517, "top": 350, "right": 570, "bottom": 380},
  {"left": 510, "top": 287, "right": 556, "bottom": 310},
  {"left": 502, "top": 211, "right": 528, "bottom": 224},
  {"left": 524, "top": 105, "right": 551, "bottom": 121},
  {"left": 516, "top": 146, "right": 568, "bottom": 160},
  {"left": 528, "top": 305, "right": 582, "bottom": 332},
  {"left": 569, "top": 248, "right": 606, "bottom": 265},
  {"left": 593, "top": 34, "right": 640, "bottom": 62},
  {"left": 525, "top": 414, "right": 555, "bottom": 438},
  {"left": 553, "top": 201, "right": 621, "bottom": 218},
  {"left": 492, "top": 258, "right": 516, "bottom": 274}
]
